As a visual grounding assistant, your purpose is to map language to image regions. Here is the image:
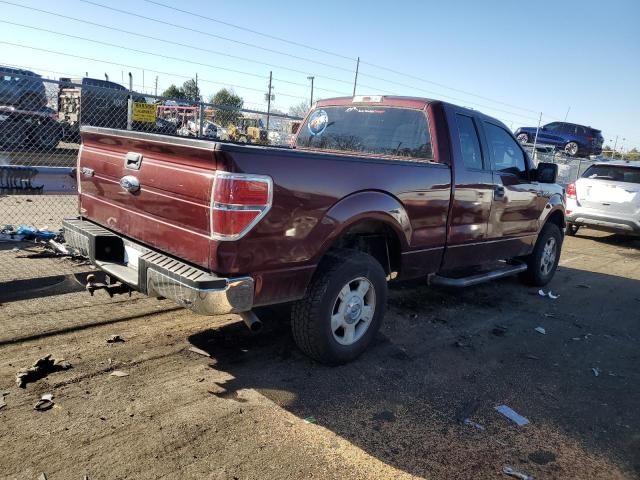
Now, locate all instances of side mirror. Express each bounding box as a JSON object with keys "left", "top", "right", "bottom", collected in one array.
[{"left": 536, "top": 162, "right": 558, "bottom": 183}]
